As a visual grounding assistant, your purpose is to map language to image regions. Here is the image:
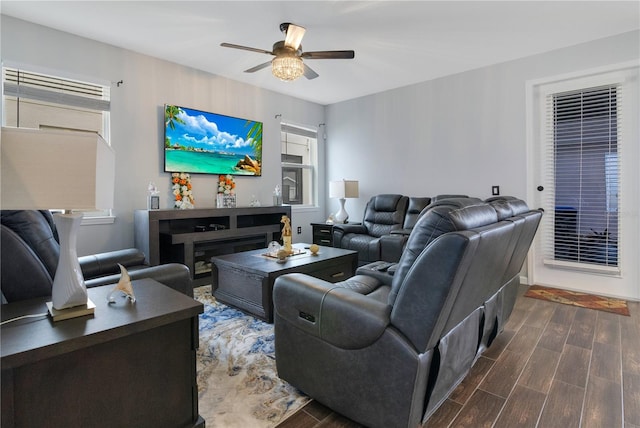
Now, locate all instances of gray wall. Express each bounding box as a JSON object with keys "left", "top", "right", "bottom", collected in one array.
[
  {"left": 2, "top": 15, "right": 638, "bottom": 260},
  {"left": 325, "top": 30, "right": 640, "bottom": 220},
  {"left": 1, "top": 16, "right": 326, "bottom": 254}
]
